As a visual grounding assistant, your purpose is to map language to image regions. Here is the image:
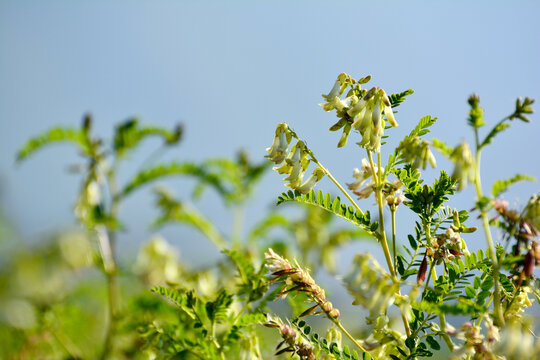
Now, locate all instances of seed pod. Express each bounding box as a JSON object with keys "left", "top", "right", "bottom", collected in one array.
[
  {"left": 417, "top": 253, "right": 428, "bottom": 284},
  {"left": 524, "top": 250, "right": 535, "bottom": 277}
]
